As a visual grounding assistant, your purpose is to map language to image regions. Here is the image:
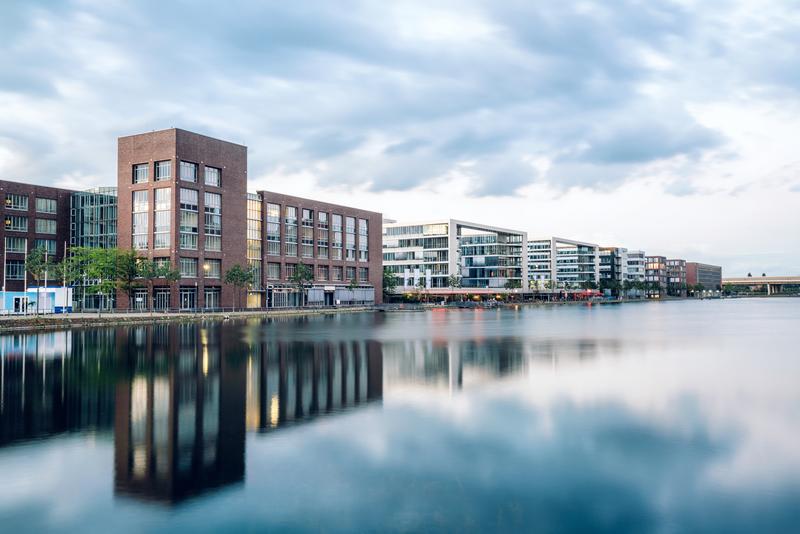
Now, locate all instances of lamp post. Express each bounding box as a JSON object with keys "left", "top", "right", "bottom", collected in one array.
[{"left": 202, "top": 263, "right": 209, "bottom": 310}]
